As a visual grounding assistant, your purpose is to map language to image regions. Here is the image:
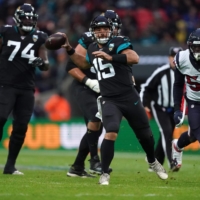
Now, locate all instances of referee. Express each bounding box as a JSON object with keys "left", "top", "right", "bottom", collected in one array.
[{"left": 140, "top": 47, "right": 183, "bottom": 171}]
